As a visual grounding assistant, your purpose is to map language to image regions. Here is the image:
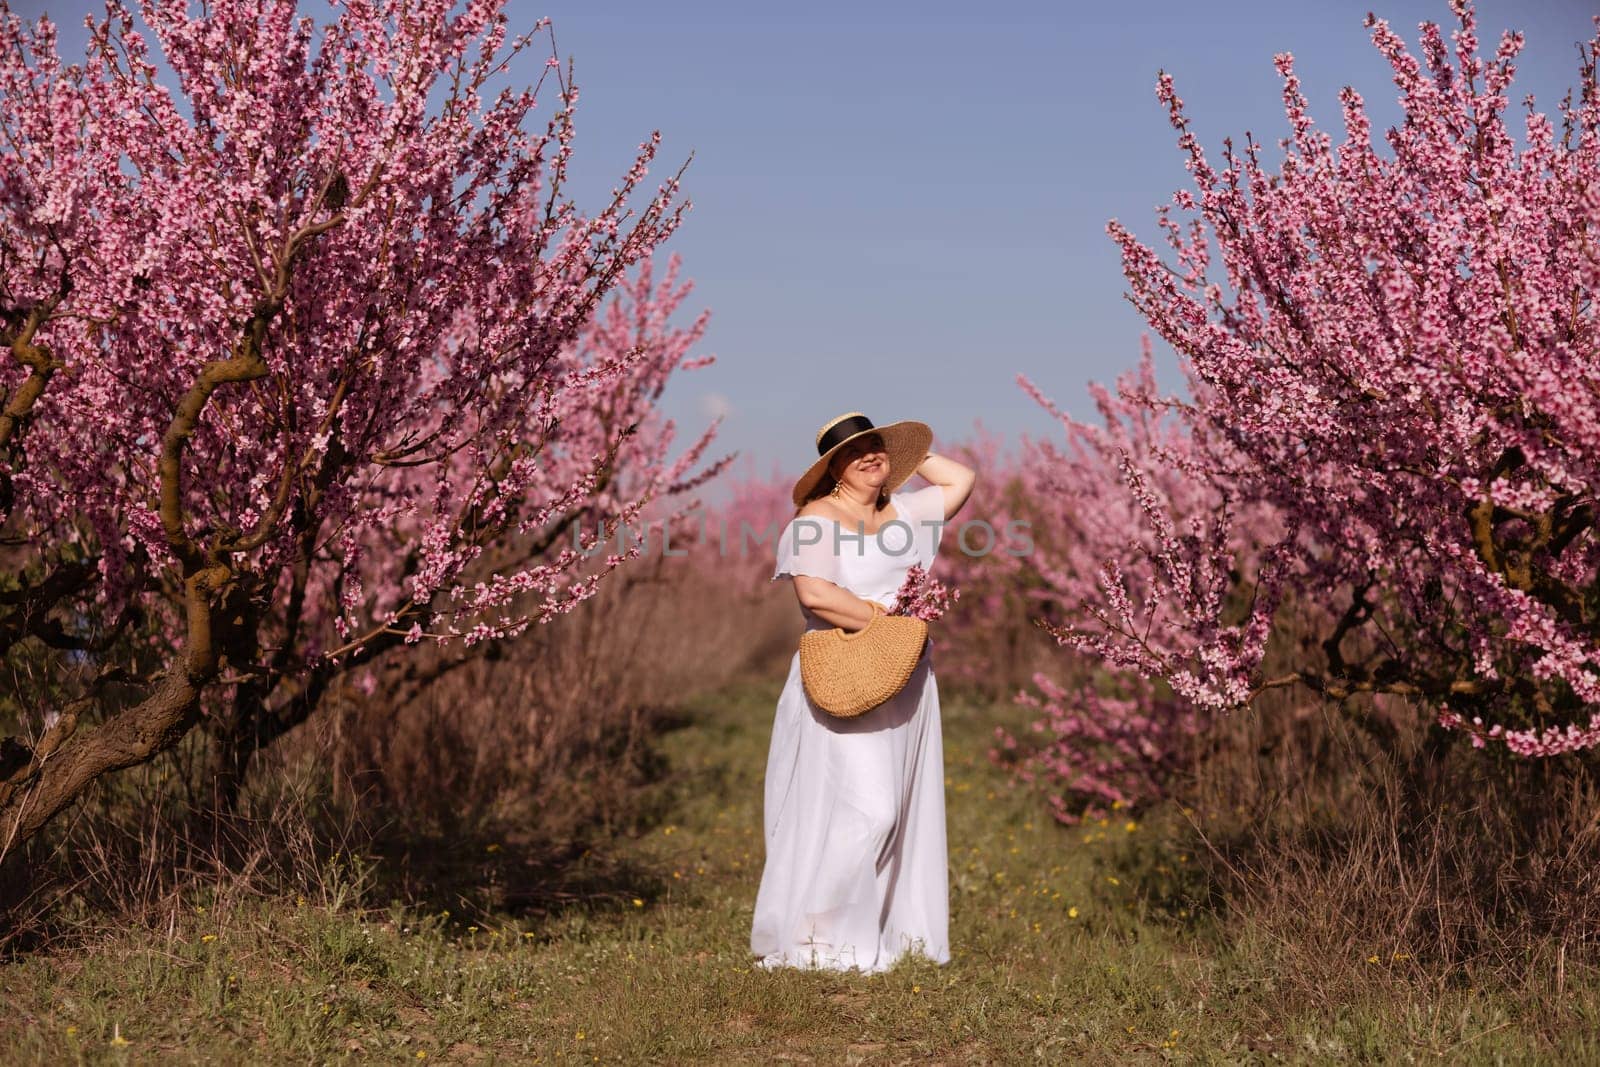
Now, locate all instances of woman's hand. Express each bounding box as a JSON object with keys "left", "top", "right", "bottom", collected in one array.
[{"left": 792, "top": 576, "right": 880, "bottom": 631}]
